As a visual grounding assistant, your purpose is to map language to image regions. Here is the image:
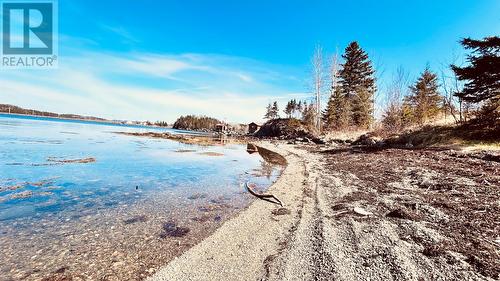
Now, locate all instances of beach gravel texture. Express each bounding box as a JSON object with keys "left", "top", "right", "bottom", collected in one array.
[{"left": 149, "top": 142, "right": 498, "bottom": 281}]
